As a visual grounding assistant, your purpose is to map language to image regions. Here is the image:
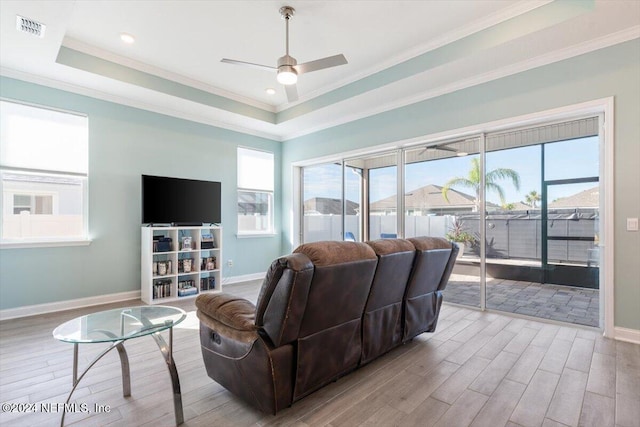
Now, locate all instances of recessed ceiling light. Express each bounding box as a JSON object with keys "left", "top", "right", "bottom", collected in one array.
[
  {"left": 120, "top": 33, "right": 135, "bottom": 44},
  {"left": 265, "top": 88, "right": 276, "bottom": 95}
]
